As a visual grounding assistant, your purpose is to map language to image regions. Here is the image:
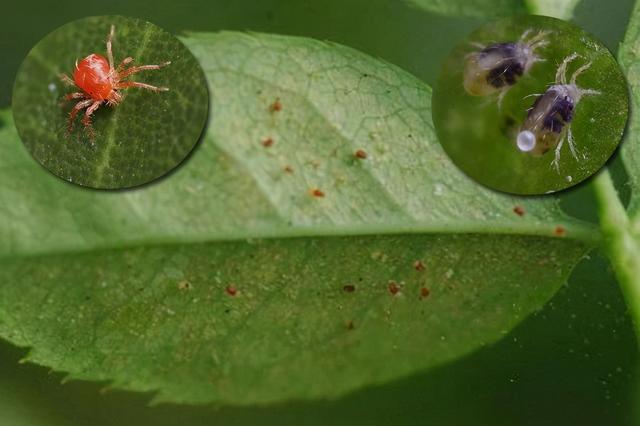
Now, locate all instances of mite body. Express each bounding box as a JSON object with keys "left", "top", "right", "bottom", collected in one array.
[
  {"left": 464, "top": 29, "right": 548, "bottom": 105},
  {"left": 60, "top": 25, "right": 170, "bottom": 140},
  {"left": 516, "top": 53, "right": 600, "bottom": 171}
]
